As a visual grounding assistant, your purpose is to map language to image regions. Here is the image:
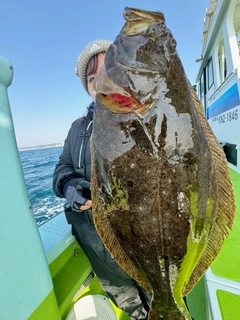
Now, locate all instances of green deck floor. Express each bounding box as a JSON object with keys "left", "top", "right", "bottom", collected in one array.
[{"left": 211, "top": 169, "right": 240, "bottom": 281}]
